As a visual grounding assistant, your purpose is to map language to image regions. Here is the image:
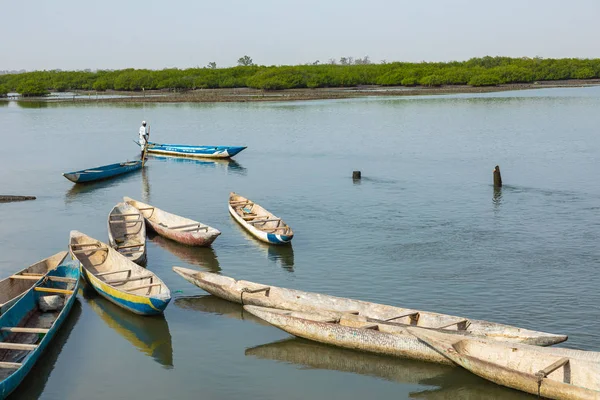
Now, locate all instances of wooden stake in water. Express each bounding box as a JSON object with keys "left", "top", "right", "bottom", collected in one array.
[
  {"left": 493, "top": 165, "right": 502, "bottom": 188},
  {"left": 352, "top": 171, "right": 361, "bottom": 180}
]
